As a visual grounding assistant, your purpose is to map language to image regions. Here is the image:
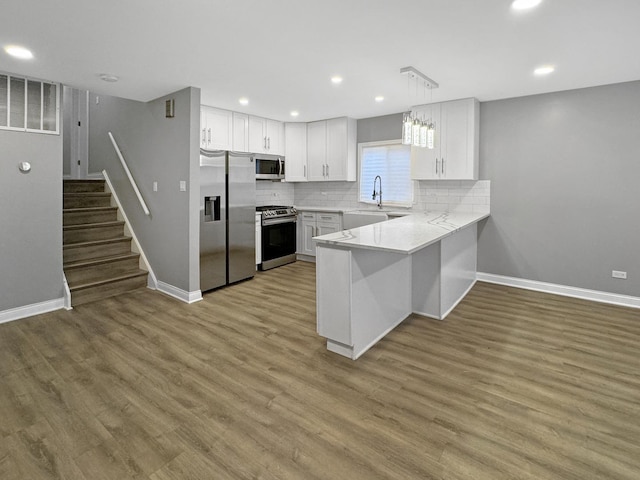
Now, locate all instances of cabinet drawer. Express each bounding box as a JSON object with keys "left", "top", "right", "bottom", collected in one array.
[{"left": 316, "top": 213, "right": 340, "bottom": 223}]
